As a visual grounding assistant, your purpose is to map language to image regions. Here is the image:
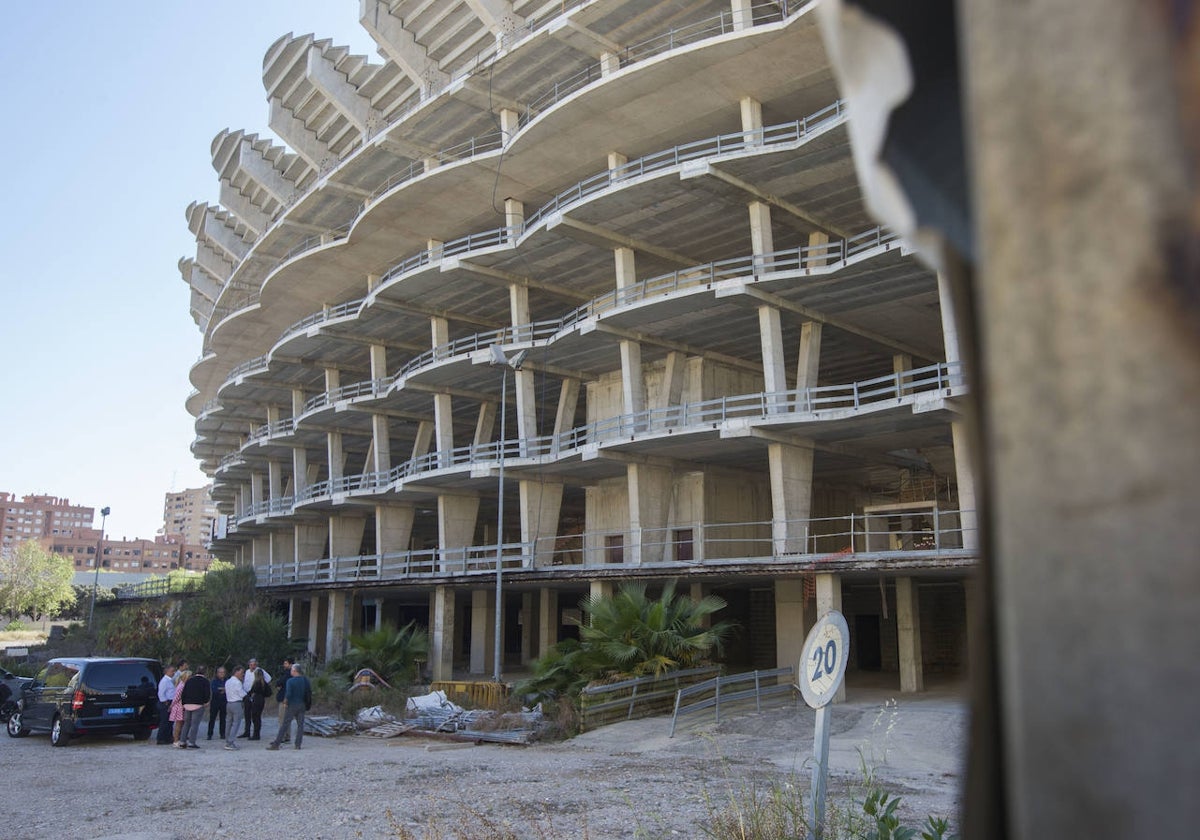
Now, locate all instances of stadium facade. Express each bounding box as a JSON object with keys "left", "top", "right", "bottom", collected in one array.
[{"left": 181, "top": 0, "right": 978, "bottom": 691}]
